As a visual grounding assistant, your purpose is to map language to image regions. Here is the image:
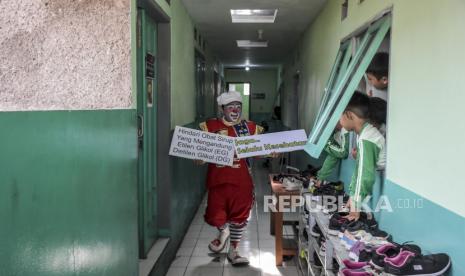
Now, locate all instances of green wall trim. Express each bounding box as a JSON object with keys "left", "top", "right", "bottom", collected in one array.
[
  {"left": 338, "top": 159, "right": 464, "bottom": 275},
  {"left": 0, "top": 110, "right": 138, "bottom": 276},
  {"left": 380, "top": 179, "right": 465, "bottom": 276}
]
